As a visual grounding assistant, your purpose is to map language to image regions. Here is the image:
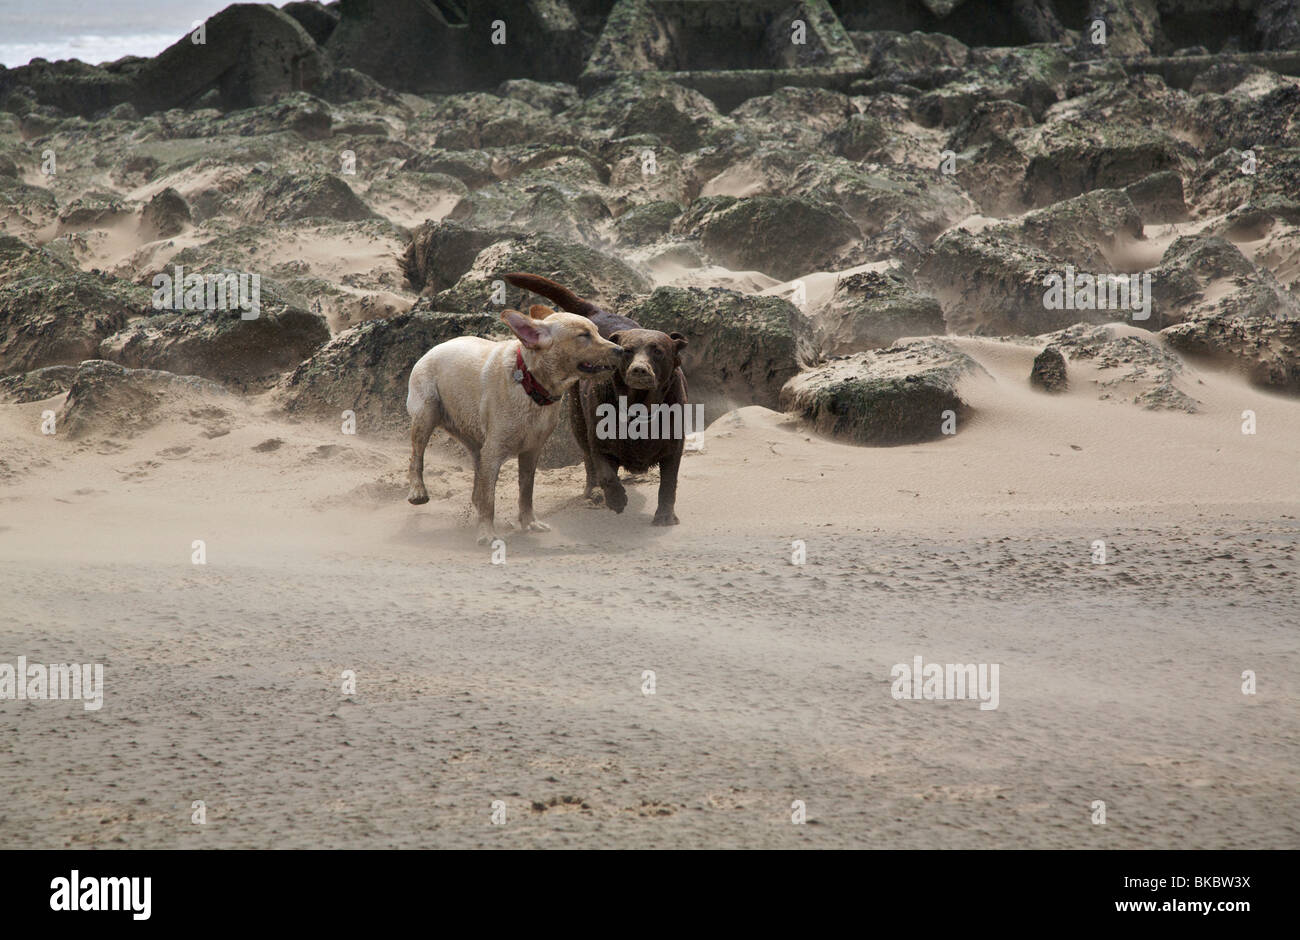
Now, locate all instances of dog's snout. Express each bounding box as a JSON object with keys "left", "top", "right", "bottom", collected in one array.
[{"left": 615, "top": 345, "right": 631, "bottom": 358}]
